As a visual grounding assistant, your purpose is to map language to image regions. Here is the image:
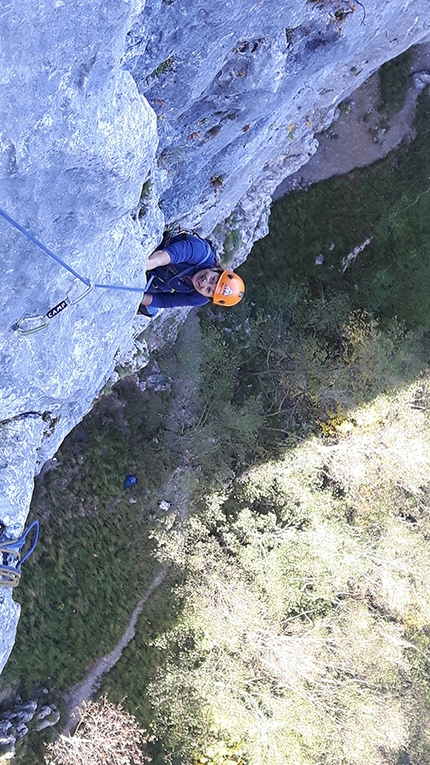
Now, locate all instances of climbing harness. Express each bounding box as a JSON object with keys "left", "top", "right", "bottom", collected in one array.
[
  {"left": 0, "top": 206, "right": 152, "bottom": 336},
  {"left": 146, "top": 231, "right": 216, "bottom": 296},
  {"left": 0, "top": 520, "right": 39, "bottom": 587},
  {"left": 161, "top": 228, "right": 218, "bottom": 261}
]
